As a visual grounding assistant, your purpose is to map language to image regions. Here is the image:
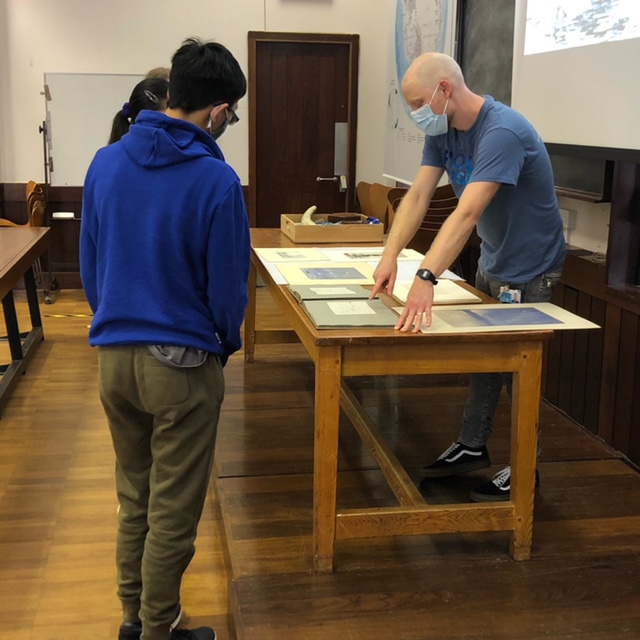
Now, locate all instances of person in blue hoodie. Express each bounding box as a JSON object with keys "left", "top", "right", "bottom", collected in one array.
[{"left": 80, "top": 38, "right": 250, "bottom": 640}]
